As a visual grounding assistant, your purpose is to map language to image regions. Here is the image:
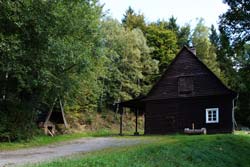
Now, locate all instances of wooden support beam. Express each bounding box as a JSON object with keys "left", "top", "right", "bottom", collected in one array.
[
  {"left": 59, "top": 98, "right": 68, "bottom": 128},
  {"left": 44, "top": 98, "right": 57, "bottom": 135},
  {"left": 45, "top": 98, "right": 57, "bottom": 125},
  {"left": 134, "top": 108, "right": 139, "bottom": 136},
  {"left": 119, "top": 107, "right": 123, "bottom": 136}
]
